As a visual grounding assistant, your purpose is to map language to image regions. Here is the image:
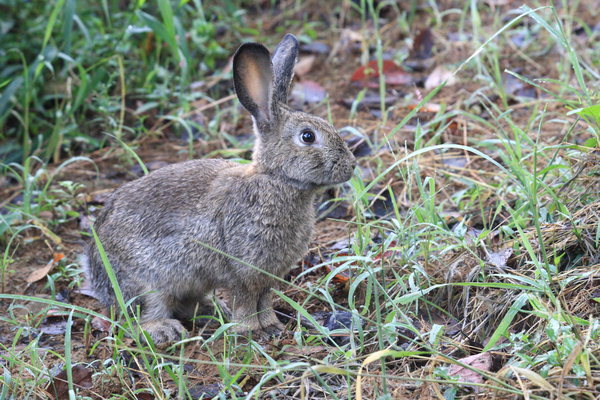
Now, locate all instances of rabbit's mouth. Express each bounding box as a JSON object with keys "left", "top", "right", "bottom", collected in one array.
[{"left": 325, "top": 157, "right": 356, "bottom": 184}]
